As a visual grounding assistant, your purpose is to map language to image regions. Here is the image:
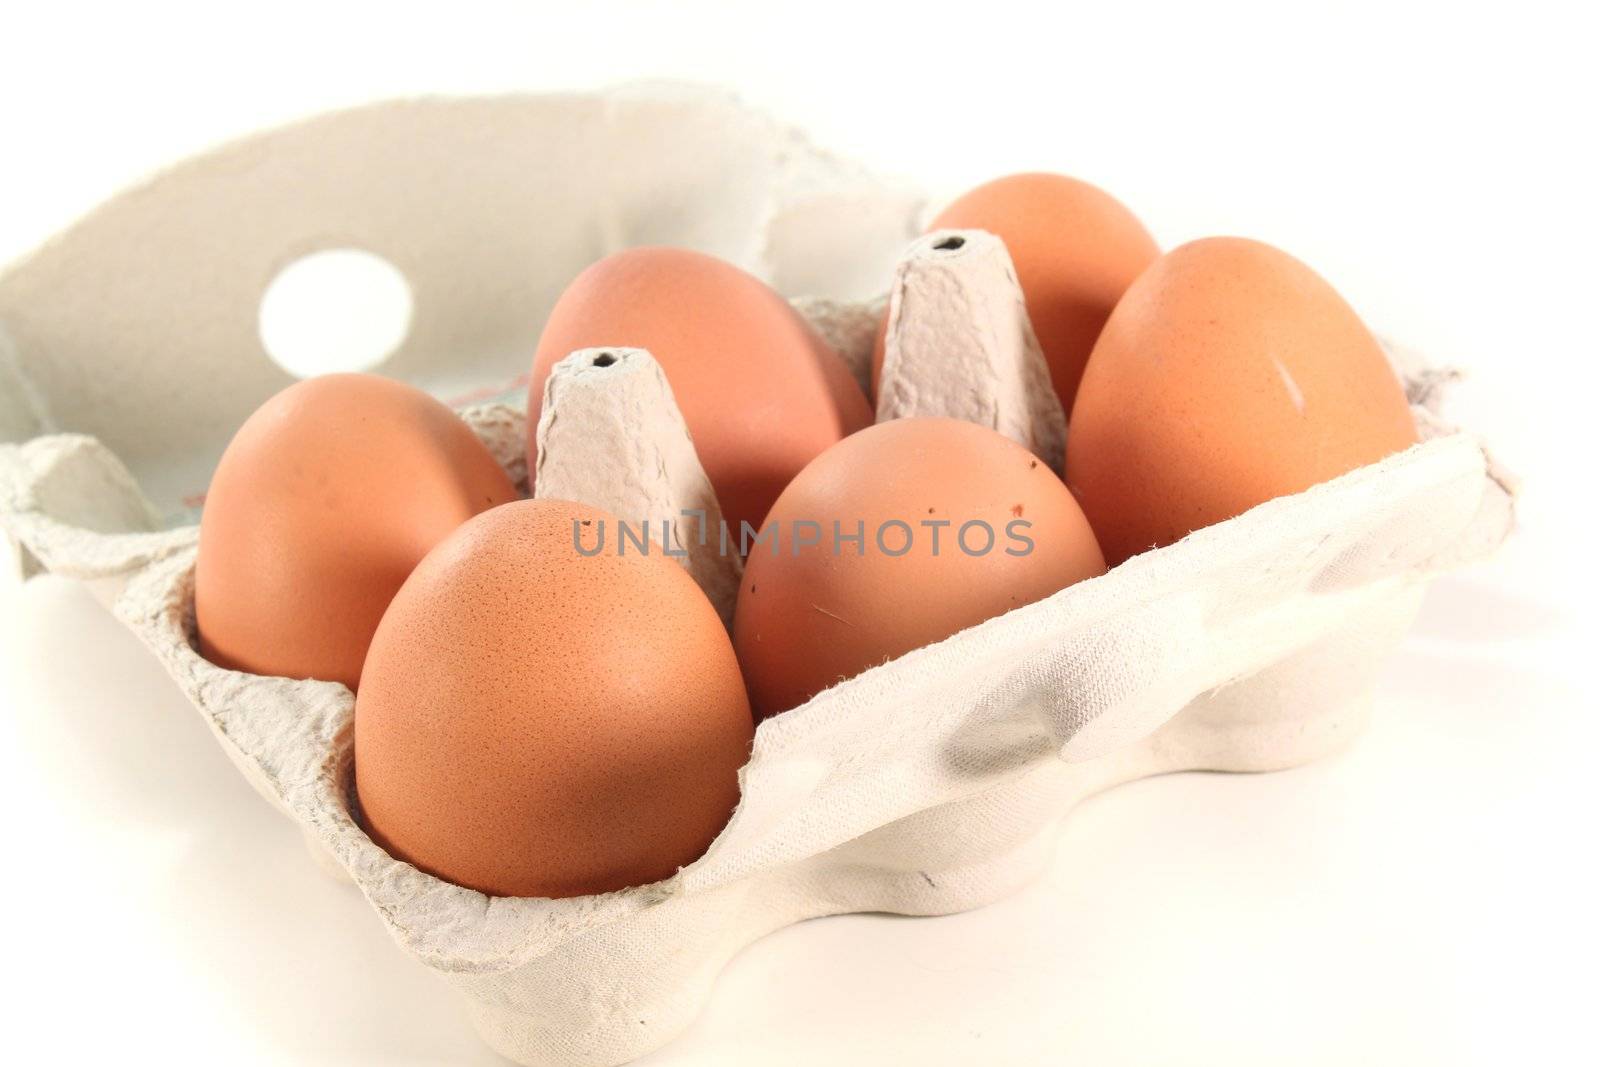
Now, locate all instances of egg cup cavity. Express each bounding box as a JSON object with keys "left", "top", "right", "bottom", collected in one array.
[
  {"left": 787, "top": 293, "right": 885, "bottom": 394},
  {"left": 0, "top": 89, "right": 1517, "bottom": 1067}
]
